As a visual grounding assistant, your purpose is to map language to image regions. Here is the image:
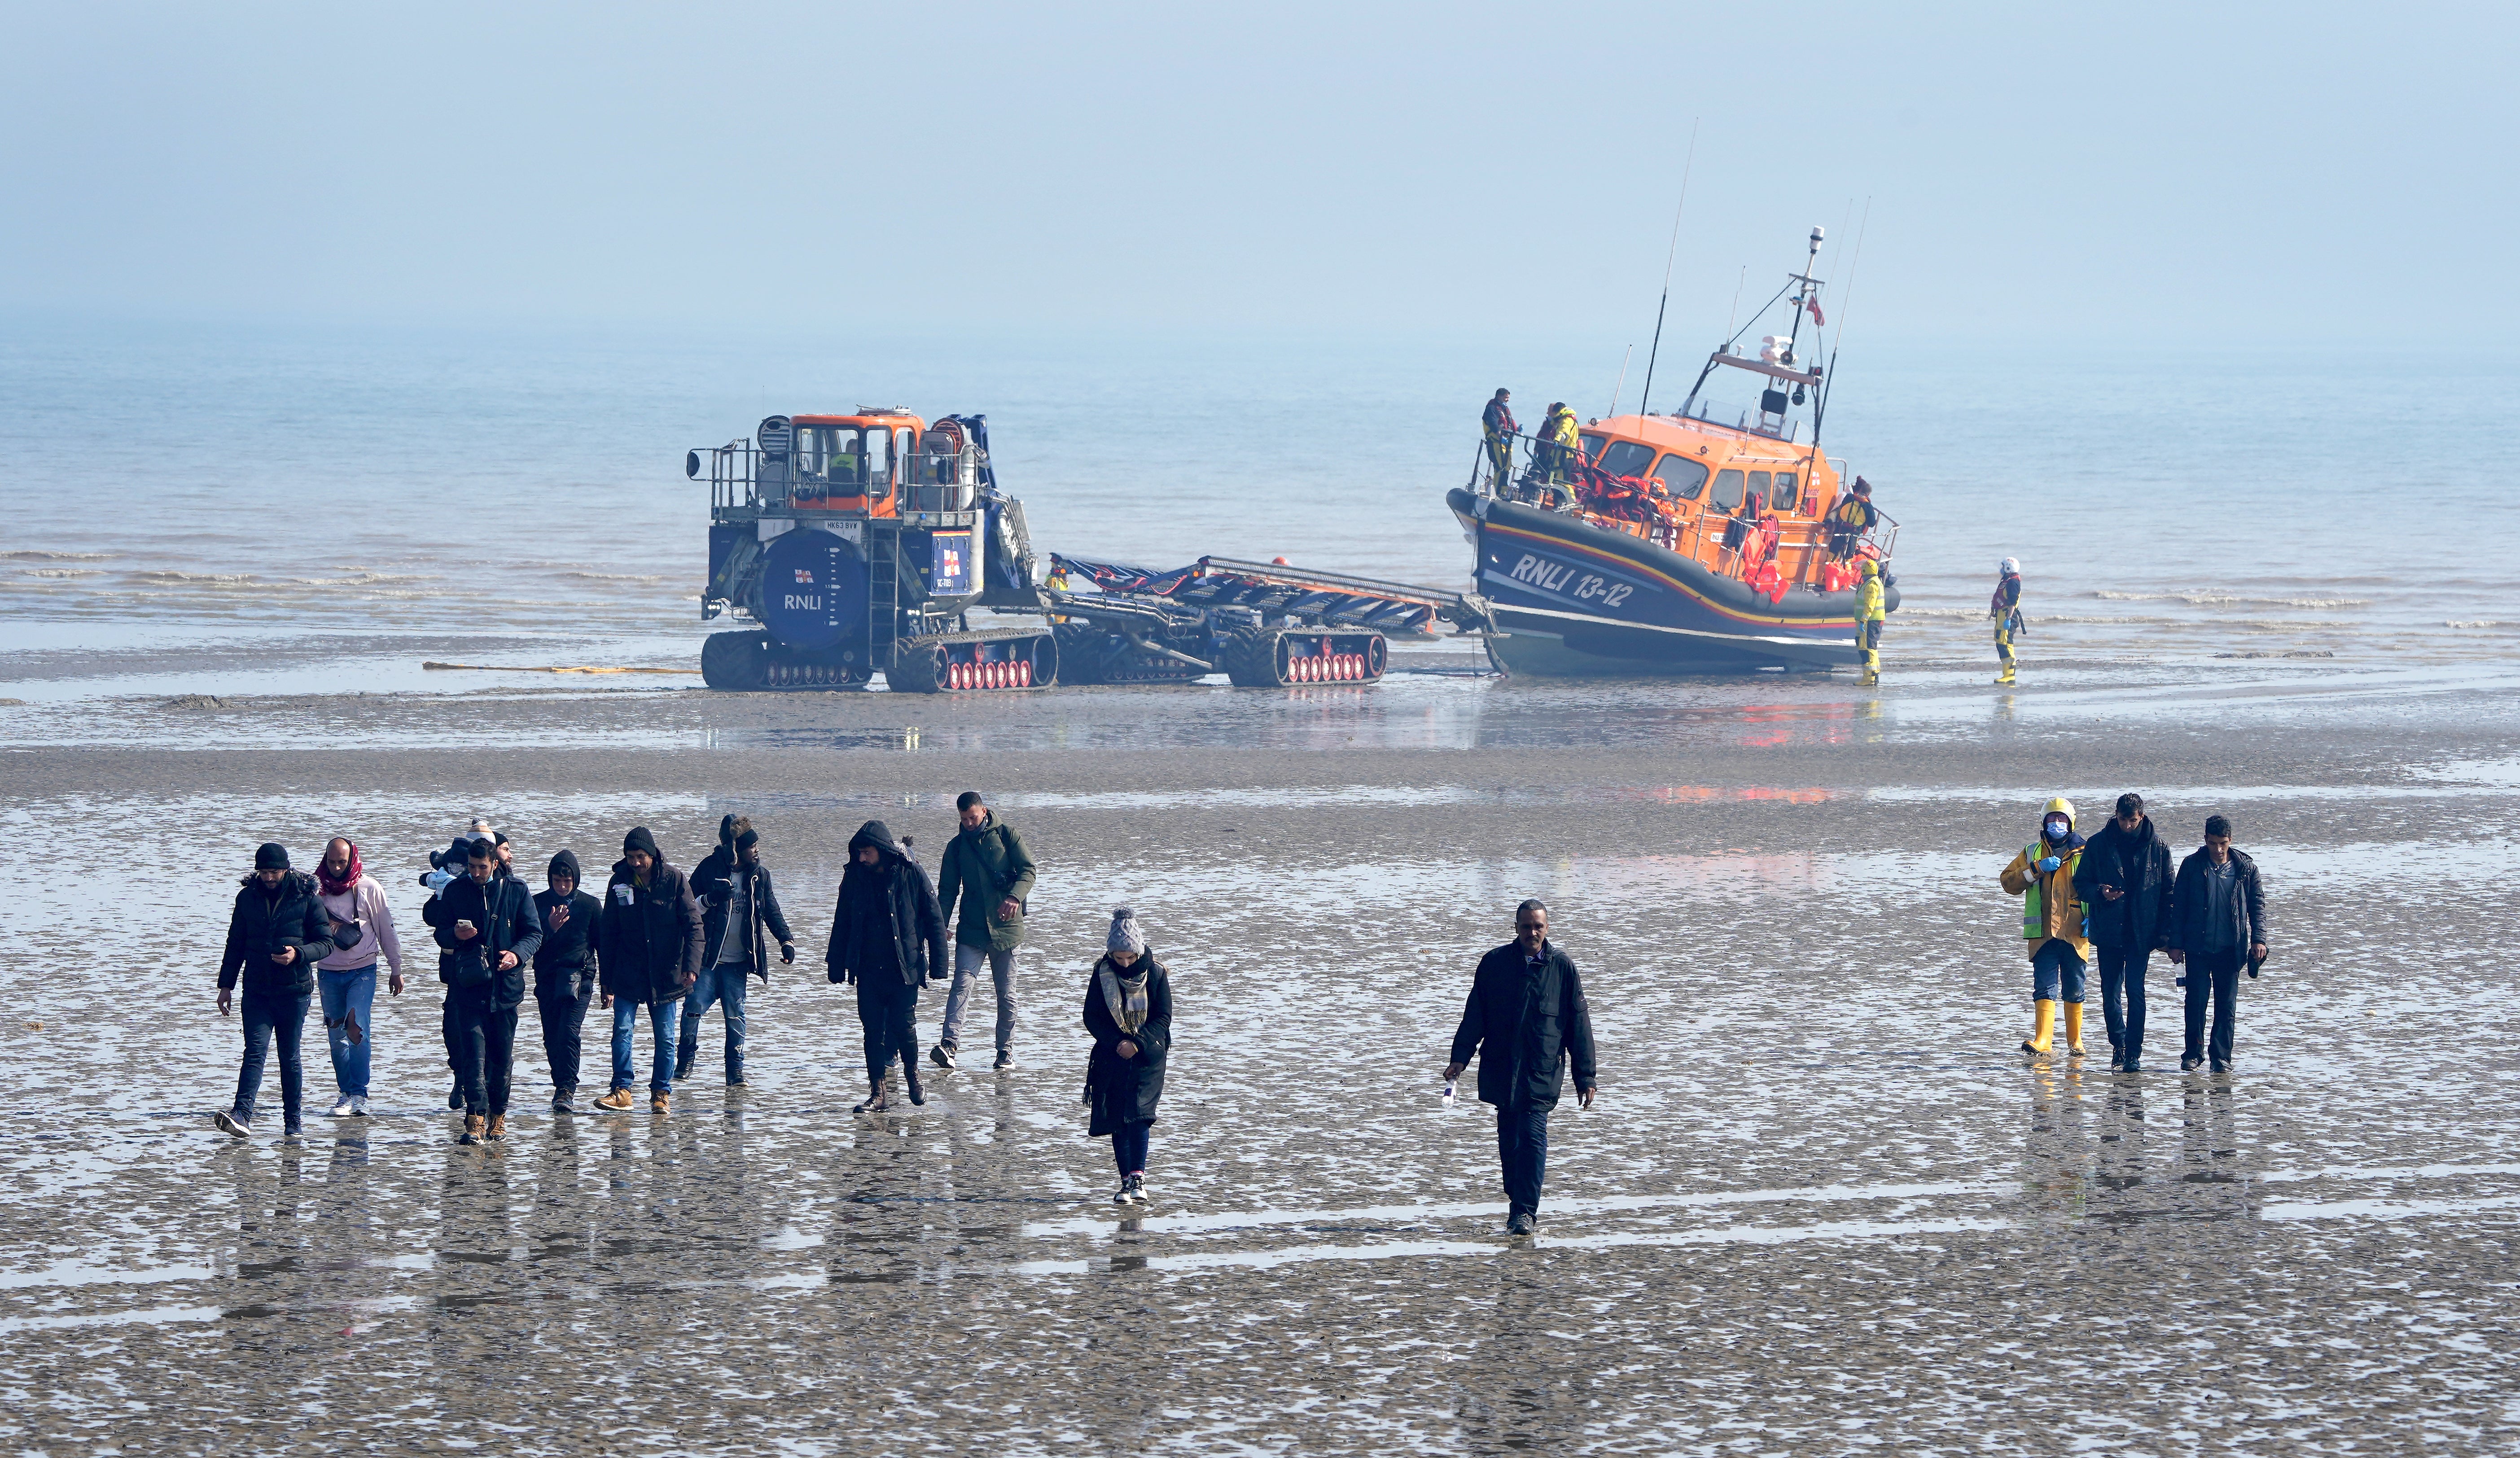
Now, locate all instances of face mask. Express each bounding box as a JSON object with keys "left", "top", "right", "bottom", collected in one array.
[{"left": 2044, "top": 819, "right": 2069, "bottom": 840}]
